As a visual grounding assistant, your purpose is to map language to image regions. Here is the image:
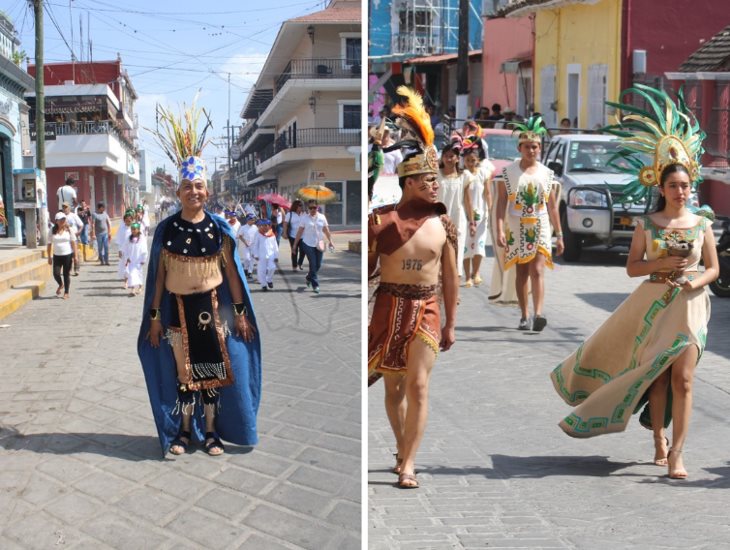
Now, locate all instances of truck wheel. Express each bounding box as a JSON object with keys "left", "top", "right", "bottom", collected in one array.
[
  {"left": 709, "top": 275, "right": 730, "bottom": 297},
  {"left": 560, "top": 210, "right": 582, "bottom": 262}
]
